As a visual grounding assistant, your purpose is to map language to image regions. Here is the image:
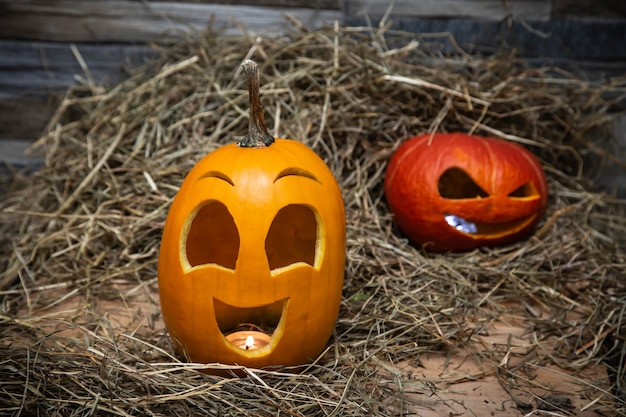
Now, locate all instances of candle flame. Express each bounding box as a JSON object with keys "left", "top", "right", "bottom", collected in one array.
[{"left": 245, "top": 335, "right": 254, "bottom": 350}]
